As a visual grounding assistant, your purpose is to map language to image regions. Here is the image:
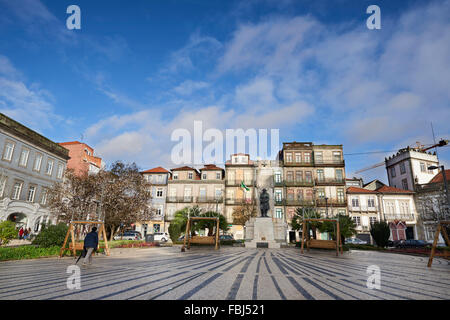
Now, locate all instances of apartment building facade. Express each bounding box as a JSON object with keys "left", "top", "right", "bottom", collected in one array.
[
  {"left": 166, "top": 165, "right": 225, "bottom": 229},
  {"left": 277, "top": 142, "right": 347, "bottom": 242},
  {"left": 0, "top": 113, "right": 70, "bottom": 233},
  {"left": 137, "top": 167, "right": 171, "bottom": 235},
  {"left": 58, "top": 141, "right": 104, "bottom": 176},
  {"left": 225, "top": 154, "right": 256, "bottom": 239}
]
